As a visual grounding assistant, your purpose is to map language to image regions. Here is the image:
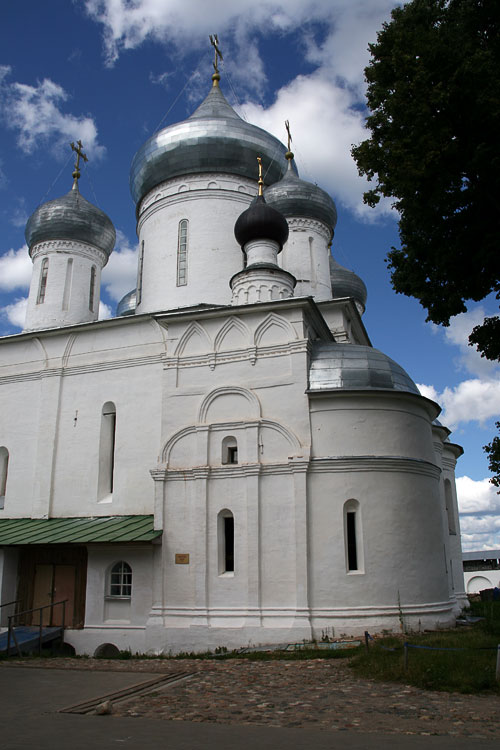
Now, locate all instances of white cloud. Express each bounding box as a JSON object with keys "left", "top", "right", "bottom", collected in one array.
[
  {"left": 0, "top": 67, "right": 104, "bottom": 160},
  {"left": 101, "top": 230, "right": 138, "bottom": 303},
  {"left": 242, "top": 73, "right": 394, "bottom": 219},
  {"left": 1, "top": 297, "right": 27, "bottom": 329},
  {"left": 457, "top": 476, "right": 500, "bottom": 516},
  {"left": 99, "top": 301, "right": 113, "bottom": 320},
  {"left": 457, "top": 476, "right": 500, "bottom": 551},
  {"left": 0, "top": 245, "right": 31, "bottom": 291},
  {"left": 83, "top": 1, "right": 398, "bottom": 219},
  {"left": 442, "top": 307, "right": 500, "bottom": 379},
  {"left": 418, "top": 379, "right": 500, "bottom": 431}
]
